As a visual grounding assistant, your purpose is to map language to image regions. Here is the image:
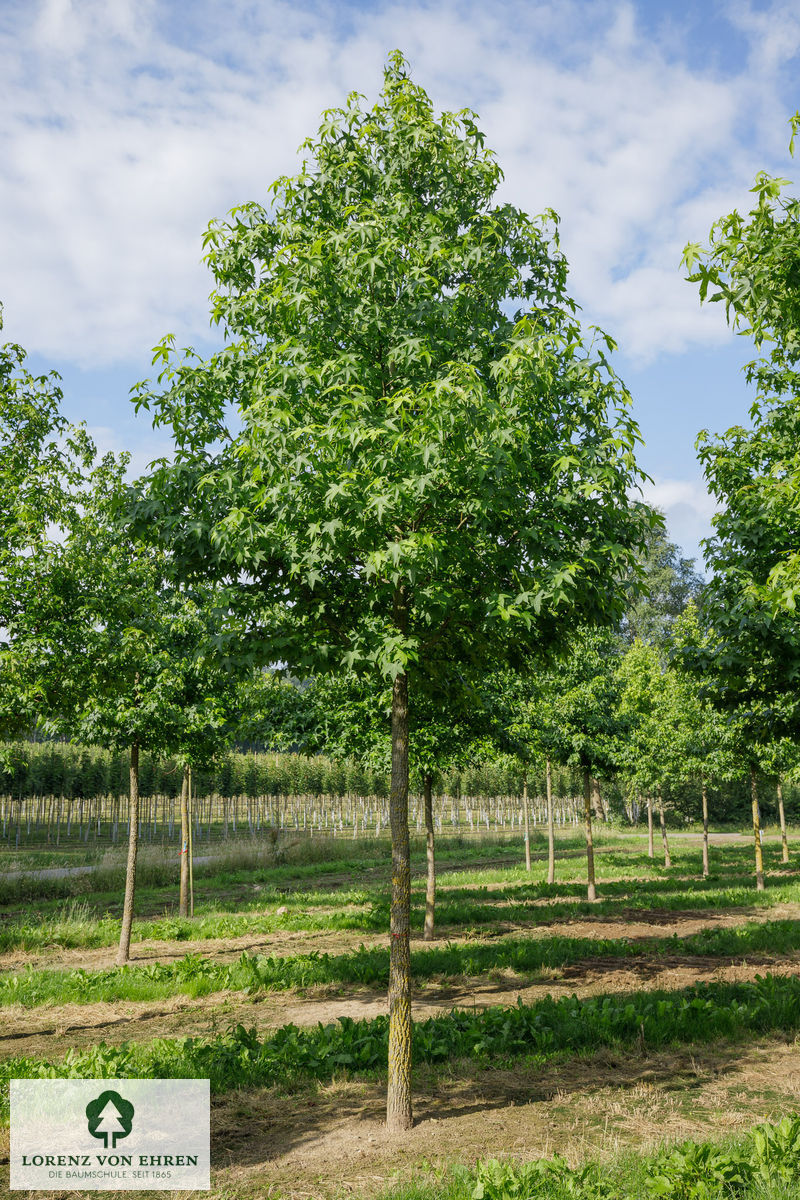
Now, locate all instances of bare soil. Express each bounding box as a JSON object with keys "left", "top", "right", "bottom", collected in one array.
[
  {"left": 206, "top": 1036, "right": 800, "bottom": 1199},
  {"left": 3, "top": 1035, "right": 799, "bottom": 1199},
  {"left": 4, "top": 897, "right": 800, "bottom": 976},
  {"left": 3, "top": 947, "right": 799, "bottom": 1063}
]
